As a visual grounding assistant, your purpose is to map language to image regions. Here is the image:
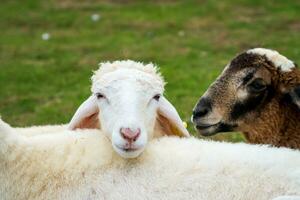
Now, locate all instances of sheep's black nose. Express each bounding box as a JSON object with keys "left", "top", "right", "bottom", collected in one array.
[{"left": 192, "top": 98, "right": 212, "bottom": 120}]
